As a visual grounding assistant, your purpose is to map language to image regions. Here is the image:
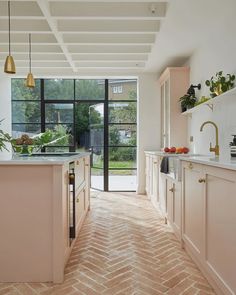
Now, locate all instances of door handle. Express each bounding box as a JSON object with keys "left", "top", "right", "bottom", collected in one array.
[{"left": 169, "top": 187, "right": 174, "bottom": 192}]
